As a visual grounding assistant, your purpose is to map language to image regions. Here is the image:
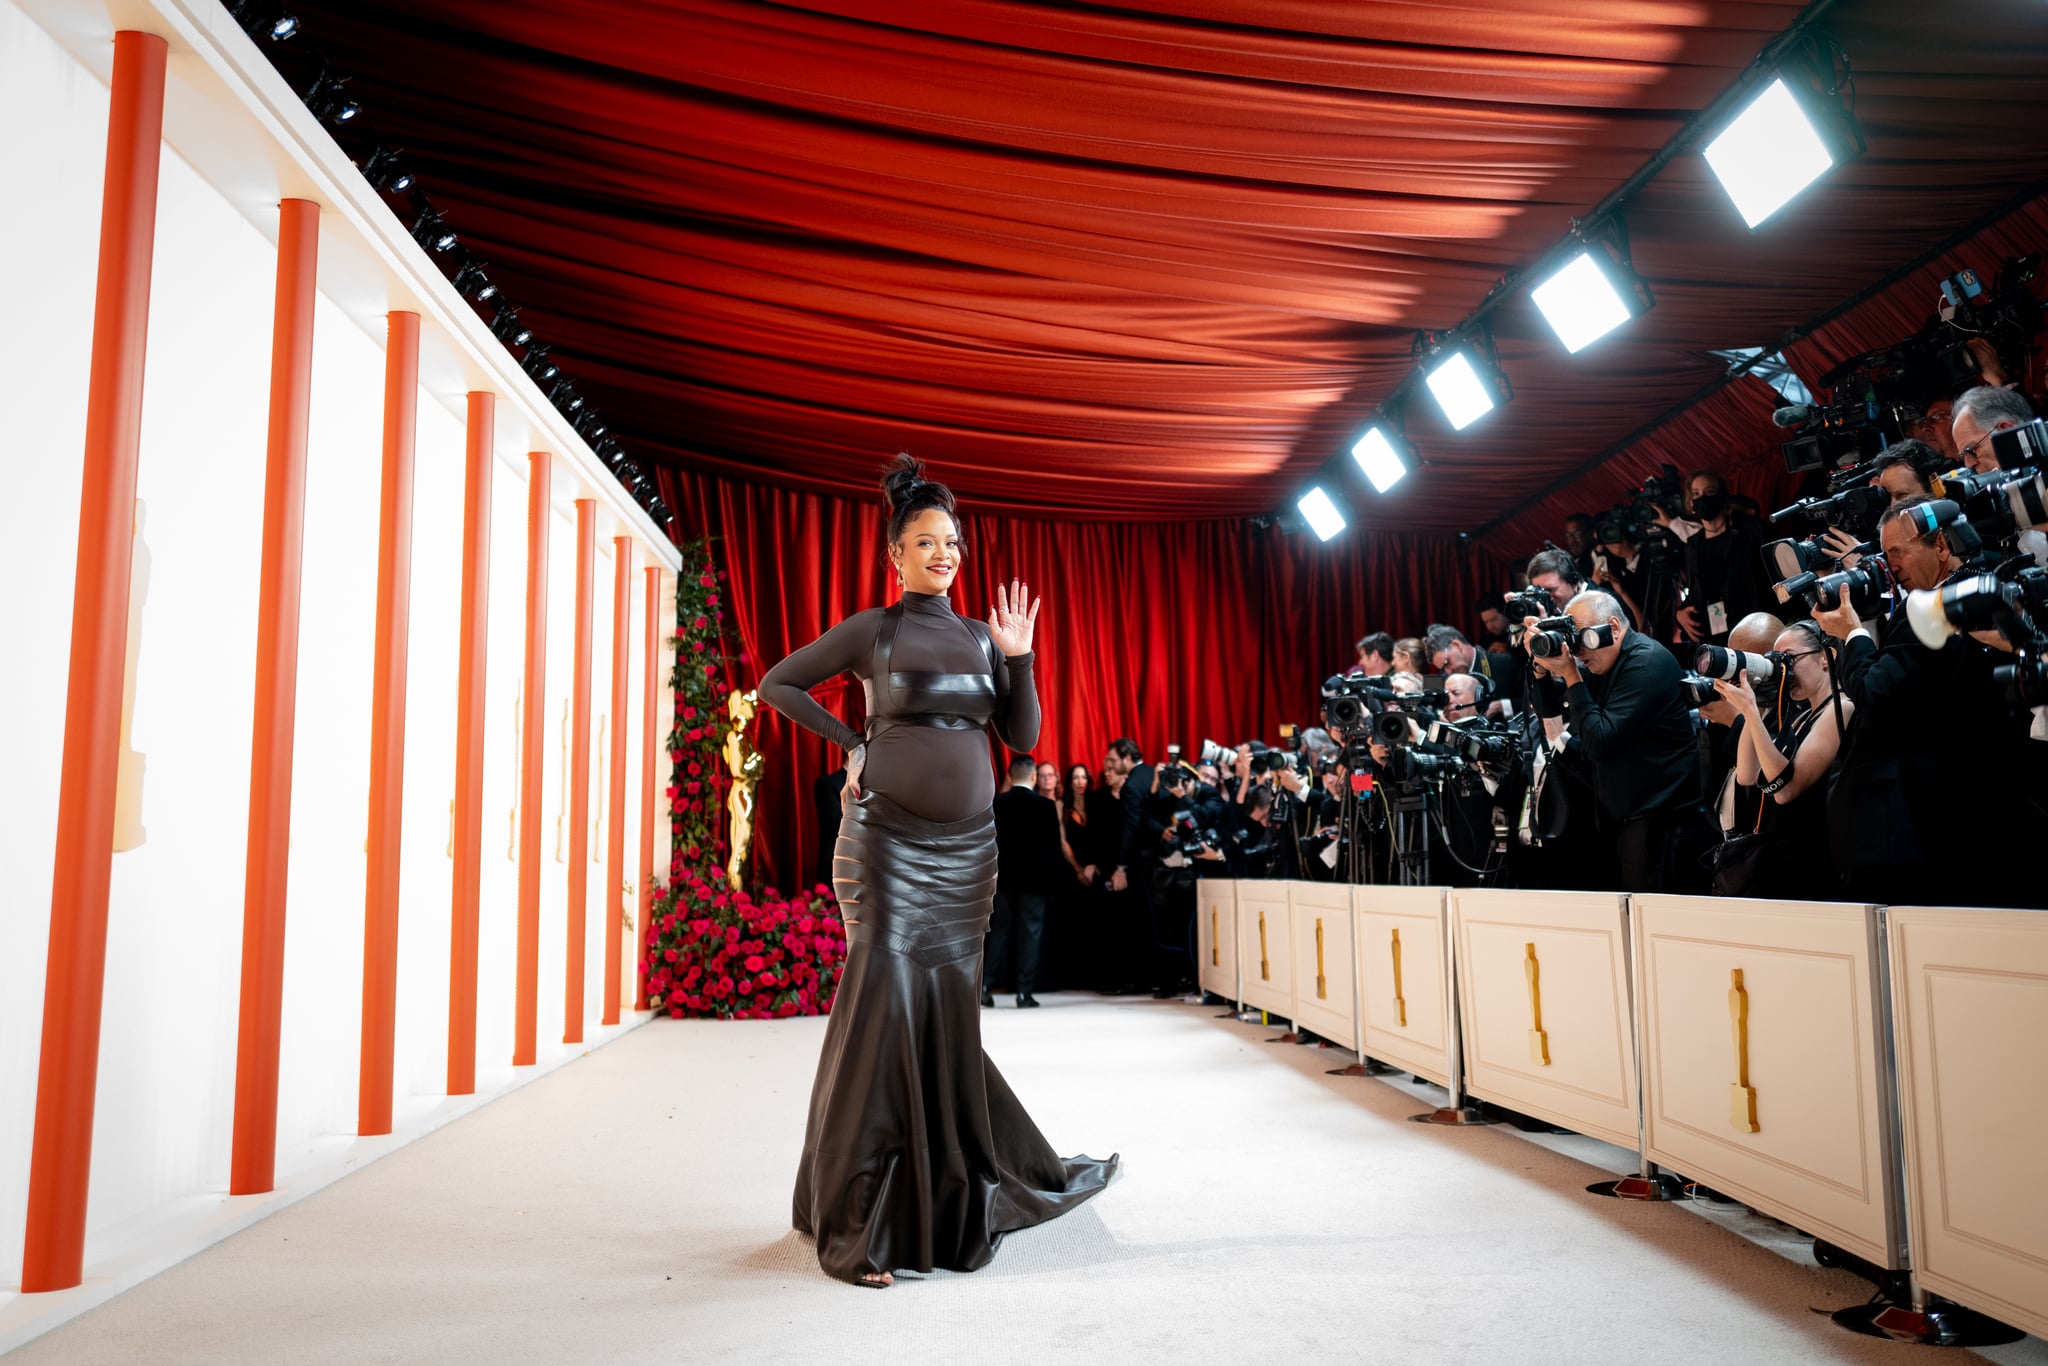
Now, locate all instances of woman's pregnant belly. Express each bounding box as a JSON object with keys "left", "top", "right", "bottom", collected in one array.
[{"left": 861, "top": 726, "right": 995, "bottom": 823}]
